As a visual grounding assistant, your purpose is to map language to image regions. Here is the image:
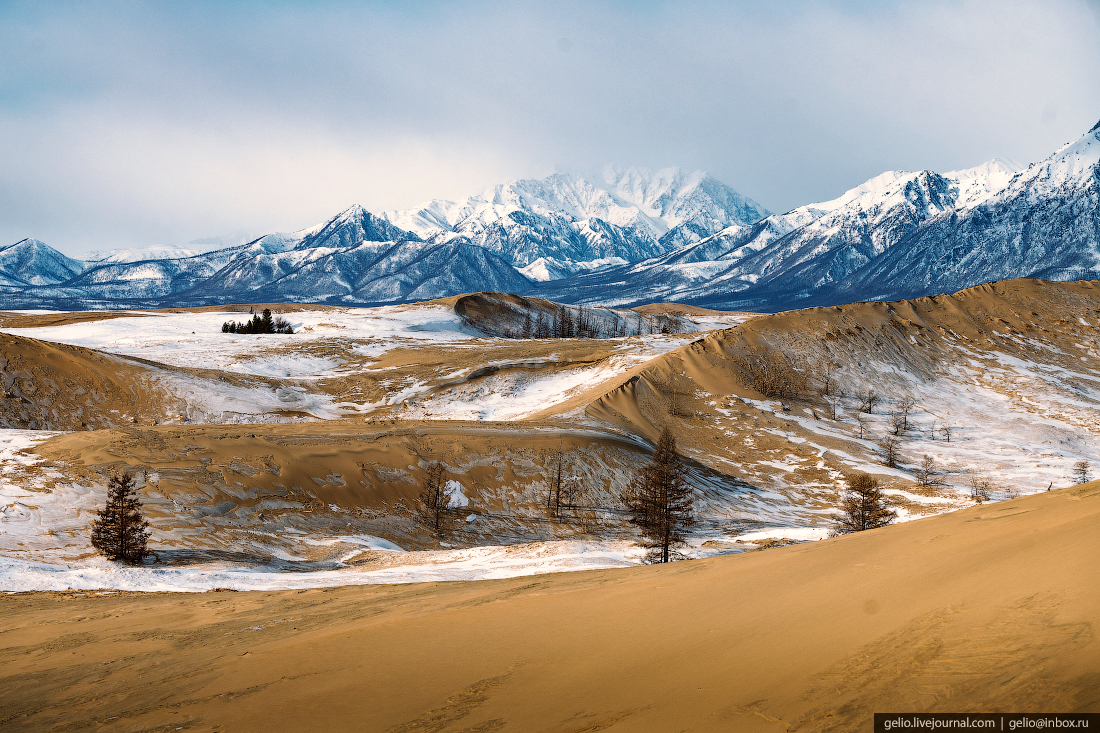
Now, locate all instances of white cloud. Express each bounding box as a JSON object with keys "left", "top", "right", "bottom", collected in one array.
[{"left": 1, "top": 0, "right": 1098, "bottom": 254}]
